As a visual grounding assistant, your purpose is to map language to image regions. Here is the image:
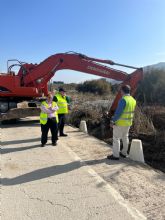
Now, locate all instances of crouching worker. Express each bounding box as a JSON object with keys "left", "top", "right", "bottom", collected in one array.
[{"left": 40, "top": 92, "right": 59, "bottom": 147}]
